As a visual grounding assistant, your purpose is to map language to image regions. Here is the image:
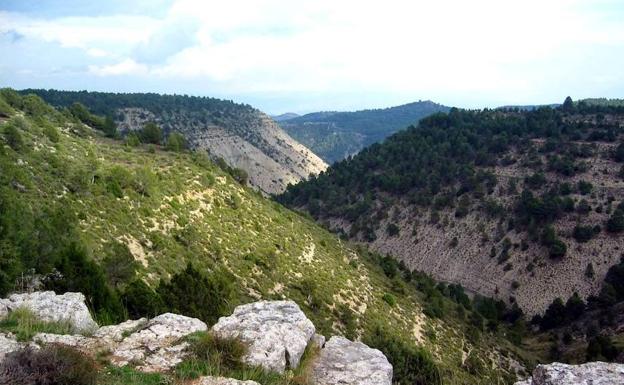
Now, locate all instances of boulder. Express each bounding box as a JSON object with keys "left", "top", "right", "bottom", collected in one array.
[
  {"left": 311, "top": 336, "right": 393, "bottom": 385},
  {"left": 0, "top": 291, "right": 97, "bottom": 333},
  {"left": 211, "top": 300, "right": 315, "bottom": 373},
  {"left": 111, "top": 313, "right": 207, "bottom": 372},
  {"left": 194, "top": 376, "right": 261, "bottom": 385},
  {"left": 515, "top": 362, "right": 624, "bottom": 385}
]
